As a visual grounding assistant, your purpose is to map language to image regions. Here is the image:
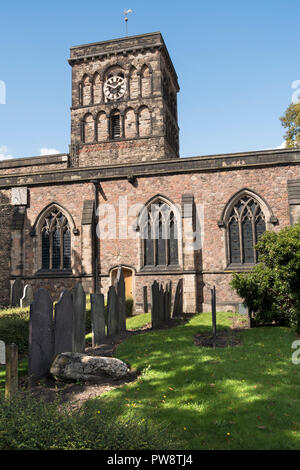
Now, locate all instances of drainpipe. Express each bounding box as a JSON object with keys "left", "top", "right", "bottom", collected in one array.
[{"left": 91, "top": 180, "right": 99, "bottom": 293}]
